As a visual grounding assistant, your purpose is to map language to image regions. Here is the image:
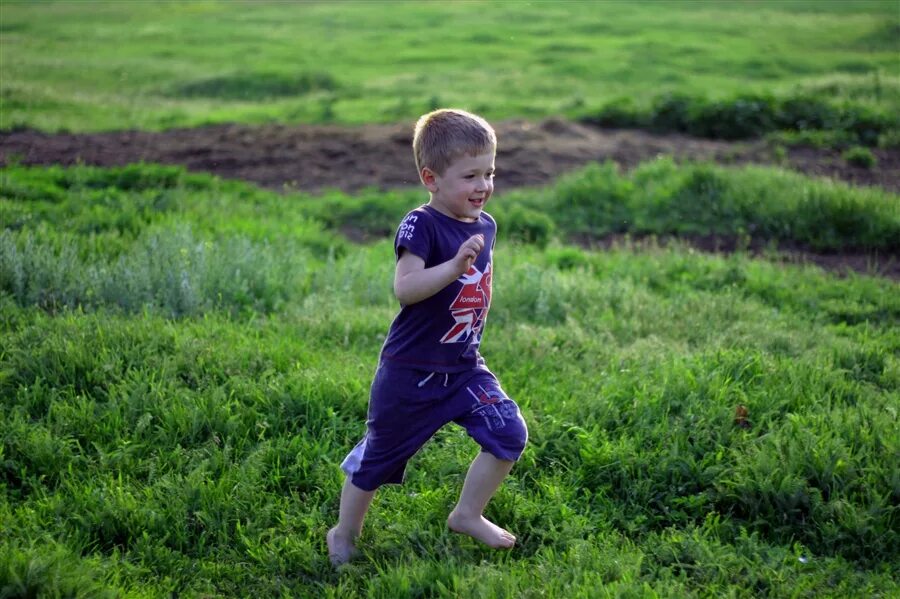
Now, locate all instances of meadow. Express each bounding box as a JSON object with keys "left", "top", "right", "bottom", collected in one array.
[
  {"left": 1, "top": 1, "right": 899, "bottom": 597},
  {"left": 1, "top": 0, "right": 898, "bottom": 142},
  {"left": 1, "top": 163, "right": 898, "bottom": 597}
]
